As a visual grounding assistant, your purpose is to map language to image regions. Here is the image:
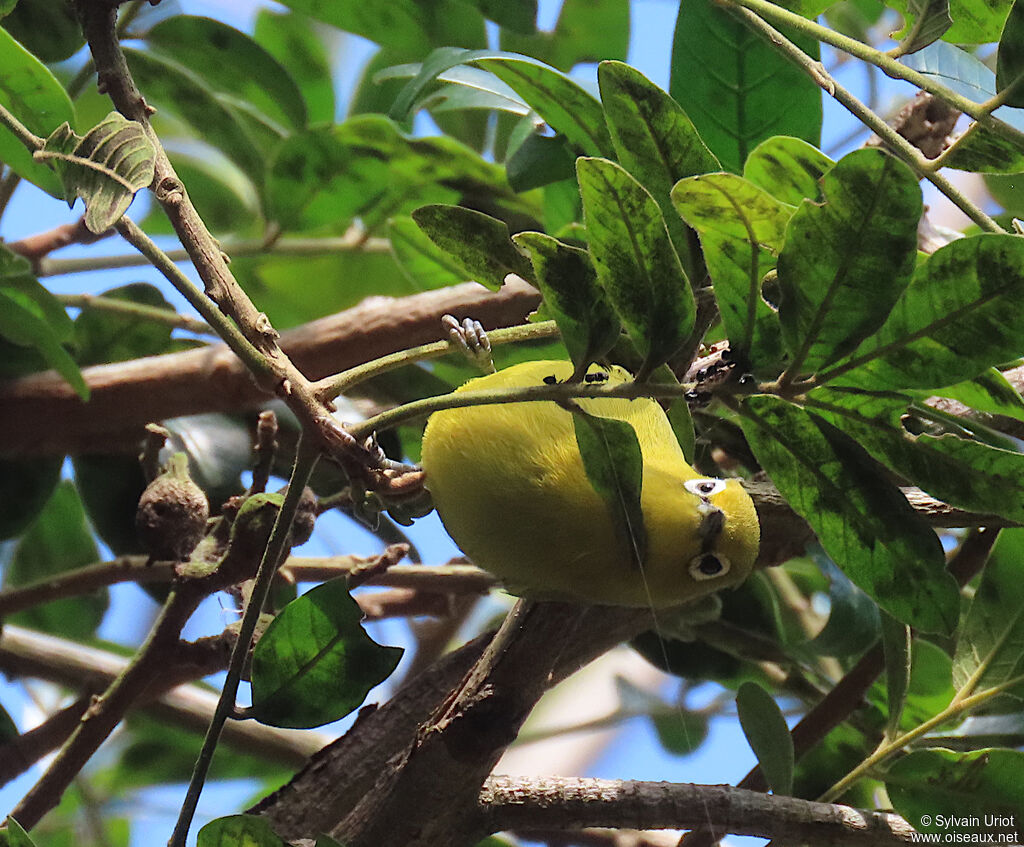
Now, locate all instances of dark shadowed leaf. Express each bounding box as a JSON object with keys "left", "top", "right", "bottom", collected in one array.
[
  {"left": 268, "top": 117, "right": 514, "bottom": 233},
  {"left": 0, "top": 0, "right": 83, "bottom": 62},
  {"left": 0, "top": 456, "right": 62, "bottom": 541},
  {"left": 998, "top": 0, "right": 1024, "bottom": 108},
  {"left": 472, "top": 0, "right": 536, "bottom": 32},
  {"left": 505, "top": 130, "right": 575, "bottom": 192},
  {"left": 740, "top": 395, "right": 958, "bottom": 634},
  {"left": 38, "top": 113, "right": 156, "bottom": 234},
  {"left": 251, "top": 578, "right": 403, "bottom": 728},
  {"left": 0, "top": 27, "right": 74, "bottom": 197},
  {"left": 671, "top": 172, "right": 790, "bottom": 365},
  {"left": 737, "top": 681, "right": 794, "bottom": 795},
  {"left": 6, "top": 481, "right": 106, "bottom": 639},
  {"left": 743, "top": 136, "right": 834, "bottom": 205},
  {"left": 499, "top": 0, "right": 628, "bottom": 70},
  {"left": 652, "top": 708, "right": 709, "bottom": 755},
  {"left": 868, "top": 638, "right": 955, "bottom": 735},
  {"left": 881, "top": 613, "right": 913, "bottom": 740},
  {"left": 73, "top": 283, "right": 176, "bottom": 366},
  {"left": 0, "top": 246, "right": 86, "bottom": 400},
  {"left": 147, "top": 15, "right": 307, "bottom": 131},
  {"left": 198, "top": 816, "right": 285, "bottom": 847},
  {"left": 572, "top": 408, "right": 647, "bottom": 570},
  {"left": 807, "top": 386, "right": 1024, "bottom": 526},
  {"left": 577, "top": 157, "right": 694, "bottom": 377},
  {"left": 254, "top": 9, "right": 335, "bottom": 125},
  {"left": 413, "top": 204, "right": 534, "bottom": 290},
  {"left": 894, "top": 0, "right": 952, "bottom": 55},
  {"left": 821, "top": 234, "right": 1024, "bottom": 390},
  {"left": 952, "top": 528, "right": 1024, "bottom": 700},
  {"left": 802, "top": 549, "right": 881, "bottom": 658},
  {"left": 670, "top": 0, "right": 822, "bottom": 173},
  {"left": 887, "top": 749, "right": 1024, "bottom": 833},
  {"left": 388, "top": 215, "right": 467, "bottom": 290},
  {"left": 513, "top": 231, "right": 619, "bottom": 378},
  {"left": 73, "top": 453, "right": 148, "bottom": 556},
  {"left": 124, "top": 48, "right": 267, "bottom": 184},
  {"left": 778, "top": 149, "right": 922, "bottom": 377},
  {"left": 598, "top": 60, "right": 719, "bottom": 281}
]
